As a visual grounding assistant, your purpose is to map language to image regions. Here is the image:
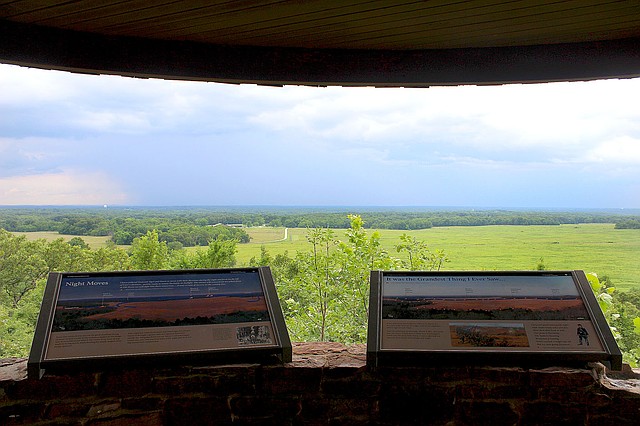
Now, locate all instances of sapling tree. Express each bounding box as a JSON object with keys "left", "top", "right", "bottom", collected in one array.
[
  {"left": 279, "top": 215, "right": 427, "bottom": 344},
  {"left": 395, "top": 233, "right": 448, "bottom": 271}
]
